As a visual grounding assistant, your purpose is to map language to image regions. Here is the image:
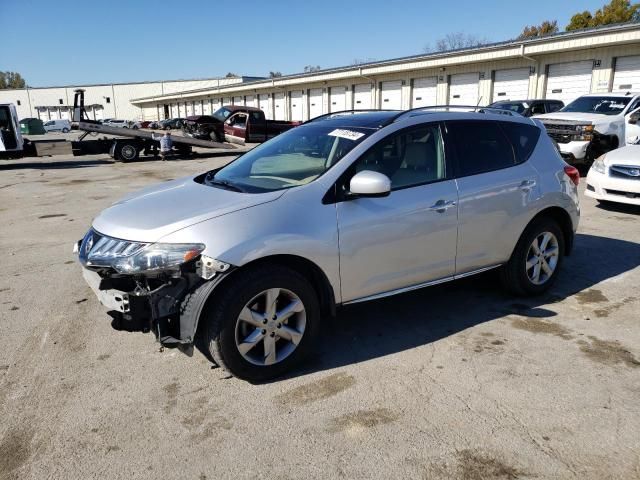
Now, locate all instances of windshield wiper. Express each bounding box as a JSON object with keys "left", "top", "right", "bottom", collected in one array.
[{"left": 208, "top": 178, "right": 245, "bottom": 193}]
